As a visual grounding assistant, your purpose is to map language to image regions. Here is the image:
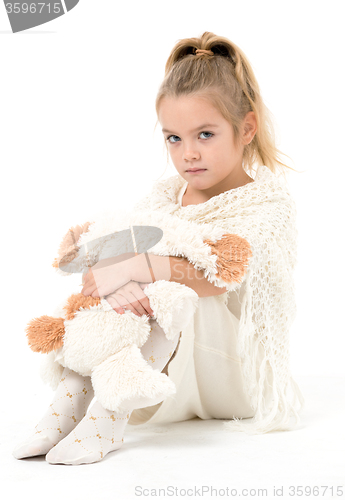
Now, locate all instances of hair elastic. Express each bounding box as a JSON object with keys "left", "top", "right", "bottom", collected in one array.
[{"left": 195, "top": 48, "right": 214, "bottom": 56}]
